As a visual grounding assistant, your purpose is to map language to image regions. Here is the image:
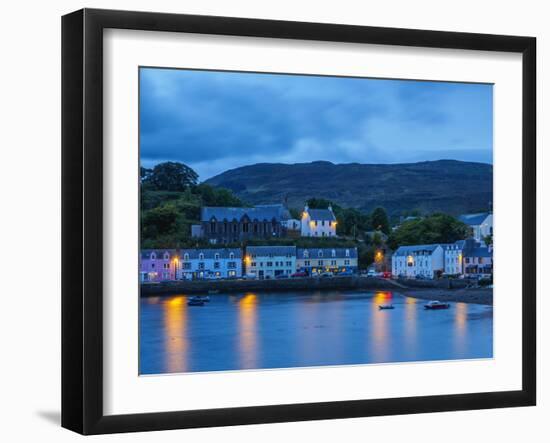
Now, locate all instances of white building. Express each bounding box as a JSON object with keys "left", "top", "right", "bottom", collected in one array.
[
  {"left": 178, "top": 248, "right": 242, "bottom": 280},
  {"left": 458, "top": 213, "right": 493, "bottom": 243},
  {"left": 245, "top": 246, "right": 296, "bottom": 279},
  {"left": 296, "top": 247, "right": 358, "bottom": 275},
  {"left": 392, "top": 244, "right": 445, "bottom": 279},
  {"left": 300, "top": 205, "right": 337, "bottom": 237},
  {"left": 444, "top": 240, "right": 467, "bottom": 275}
]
